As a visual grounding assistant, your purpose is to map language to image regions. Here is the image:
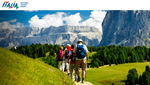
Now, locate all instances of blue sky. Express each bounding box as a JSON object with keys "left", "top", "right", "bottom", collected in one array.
[{"left": 0, "top": 10, "right": 107, "bottom": 33}]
